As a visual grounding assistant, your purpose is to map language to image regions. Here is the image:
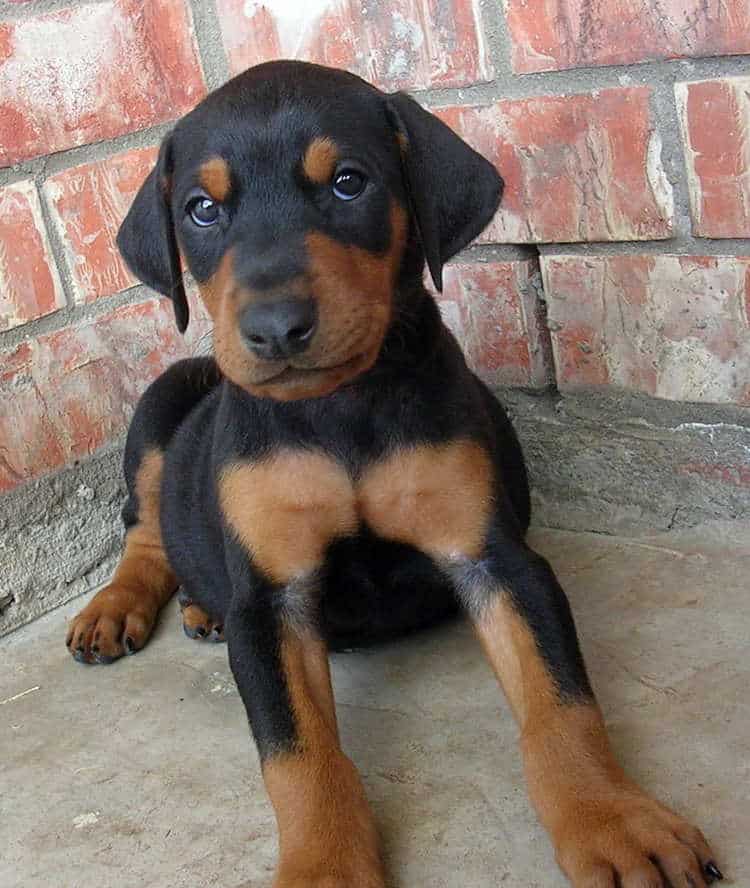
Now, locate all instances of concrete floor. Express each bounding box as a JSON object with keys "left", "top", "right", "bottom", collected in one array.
[{"left": 2, "top": 523, "right": 748, "bottom": 888}]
